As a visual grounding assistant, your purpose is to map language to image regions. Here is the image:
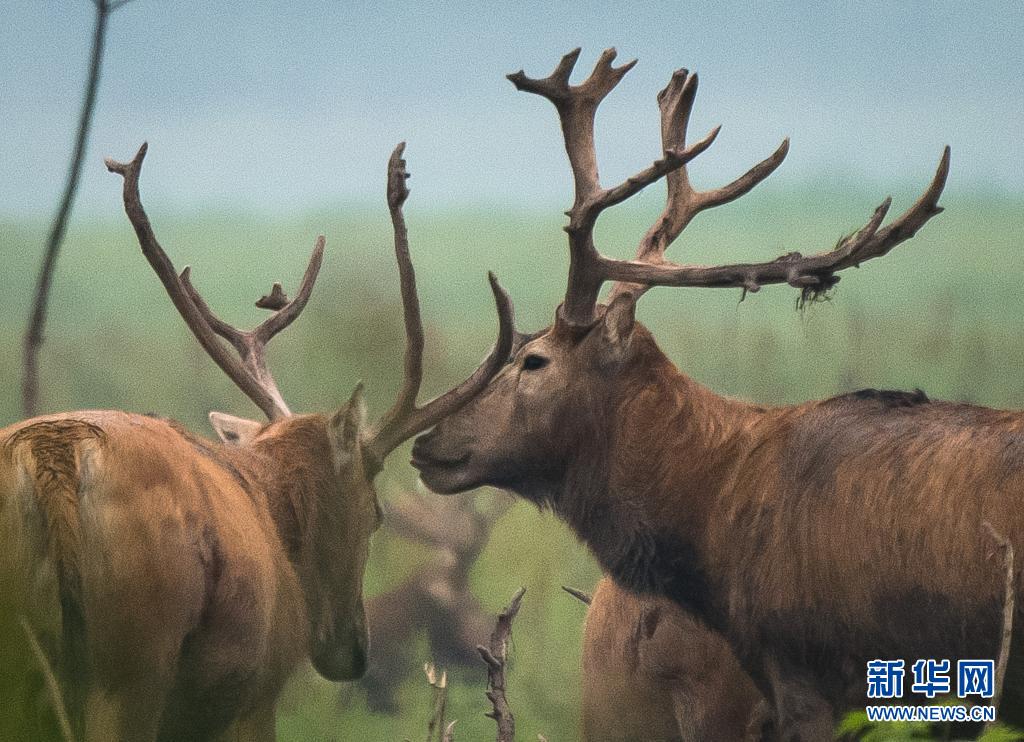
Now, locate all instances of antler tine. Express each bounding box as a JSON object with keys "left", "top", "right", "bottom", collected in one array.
[
  {"left": 365, "top": 144, "right": 515, "bottom": 468},
  {"left": 851, "top": 145, "right": 949, "bottom": 259},
  {"left": 106, "top": 143, "right": 323, "bottom": 420},
  {"left": 598, "top": 146, "right": 950, "bottom": 298},
  {"left": 607, "top": 68, "right": 789, "bottom": 303},
  {"left": 509, "top": 48, "right": 636, "bottom": 205},
  {"left": 180, "top": 242, "right": 324, "bottom": 350},
  {"left": 254, "top": 241, "right": 324, "bottom": 342},
  {"left": 655, "top": 70, "right": 789, "bottom": 223},
  {"left": 509, "top": 50, "right": 720, "bottom": 326},
  {"left": 177, "top": 266, "right": 248, "bottom": 353},
  {"left": 378, "top": 142, "right": 424, "bottom": 426},
  {"left": 178, "top": 236, "right": 324, "bottom": 410}
]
